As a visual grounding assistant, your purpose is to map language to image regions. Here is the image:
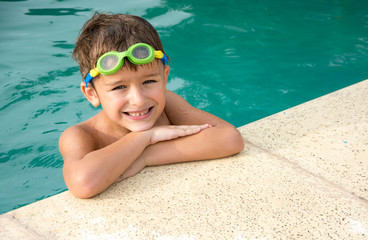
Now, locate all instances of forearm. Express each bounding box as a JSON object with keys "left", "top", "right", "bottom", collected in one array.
[
  {"left": 63, "top": 124, "right": 209, "bottom": 198},
  {"left": 64, "top": 131, "right": 151, "bottom": 198},
  {"left": 141, "top": 125, "right": 244, "bottom": 166}
]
